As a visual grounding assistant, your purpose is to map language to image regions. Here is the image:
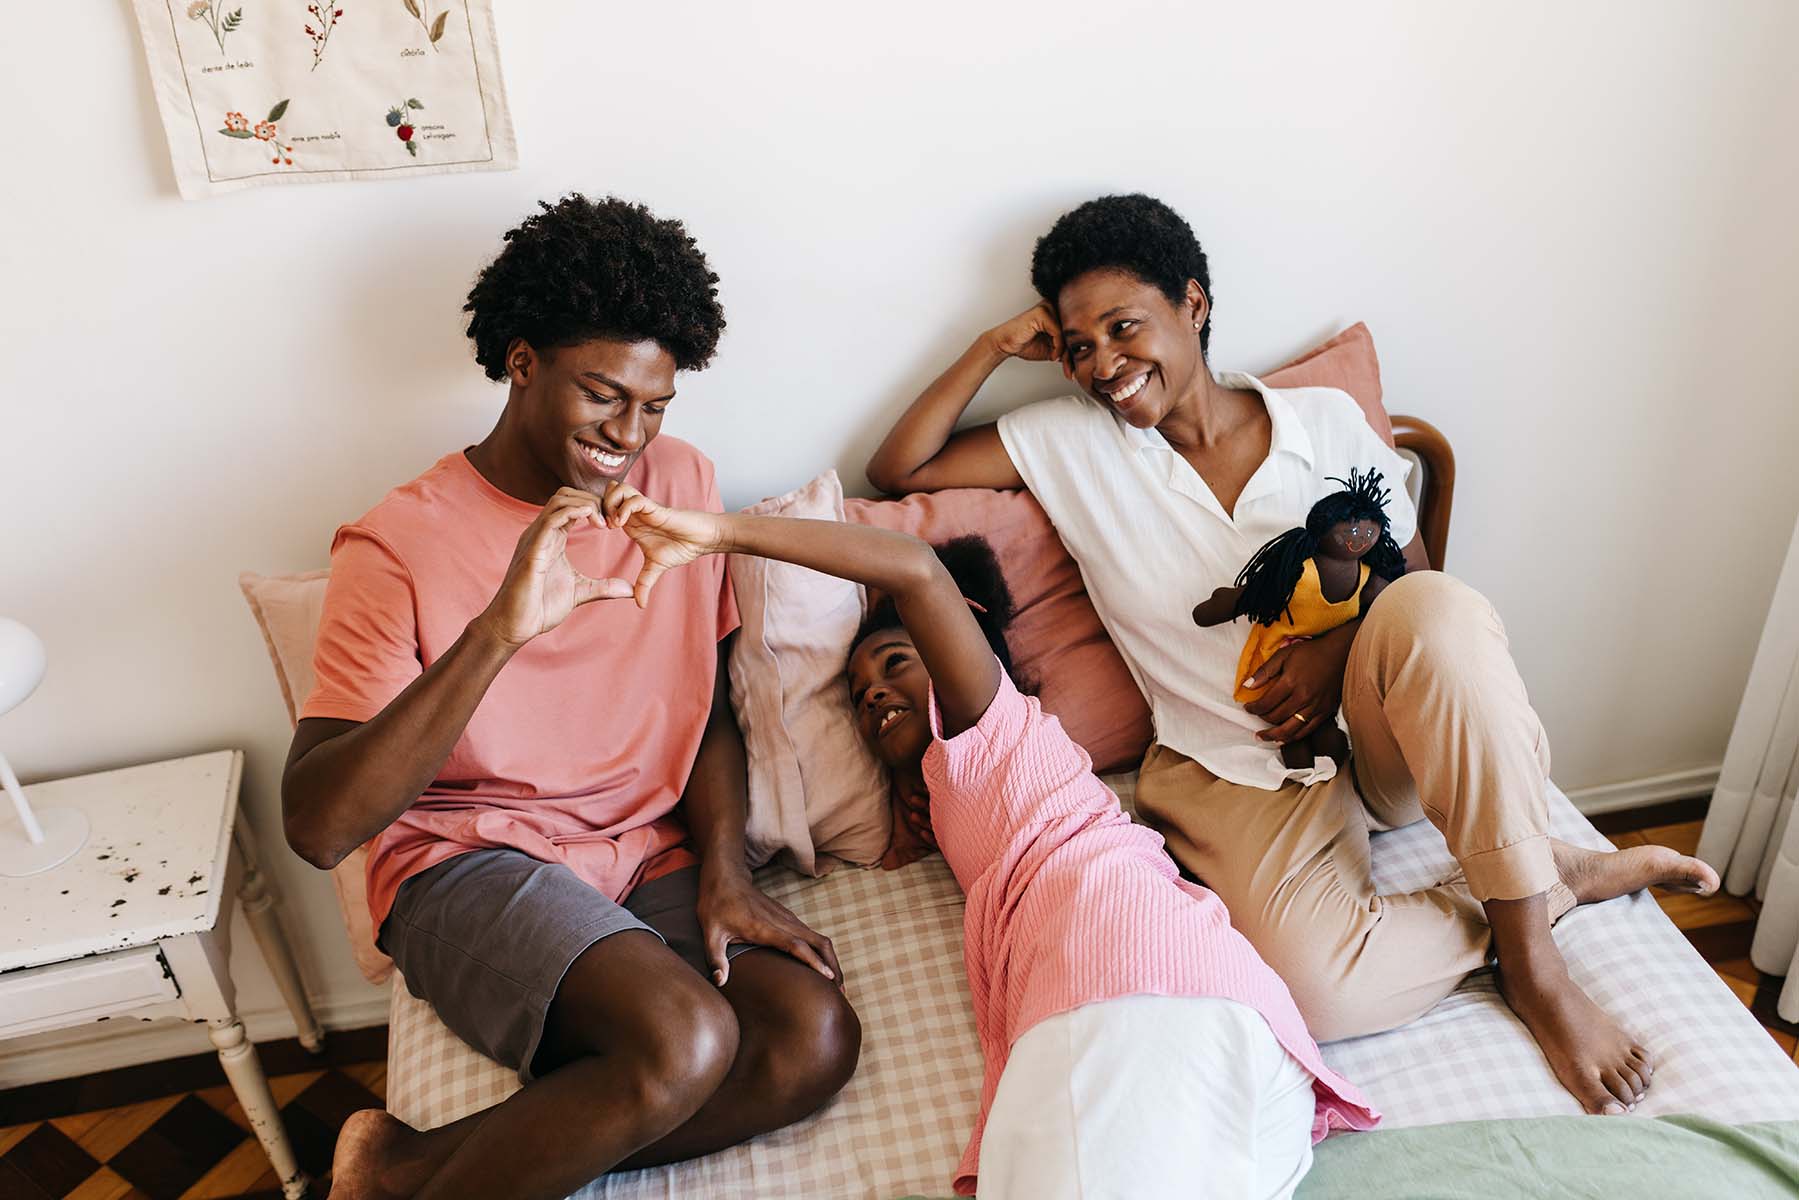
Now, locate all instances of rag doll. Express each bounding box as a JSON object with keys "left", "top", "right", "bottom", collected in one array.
[{"left": 1192, "top": 469, "right": 1408, "bottom": 770}]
